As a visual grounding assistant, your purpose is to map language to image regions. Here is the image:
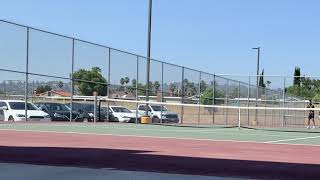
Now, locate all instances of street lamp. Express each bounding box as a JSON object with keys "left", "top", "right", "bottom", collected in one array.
[
  {"left": 252, "top": 47, "right": 260, "bottom": 124},
  {"left": 252, "top": 47, "right": 260, "bottom": 88},
  {"left": 146, "top": 0, "right": 153, "bottom": 101},
  {"left": 146, "top": 0, "right": 153, "bottom": 118}
]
